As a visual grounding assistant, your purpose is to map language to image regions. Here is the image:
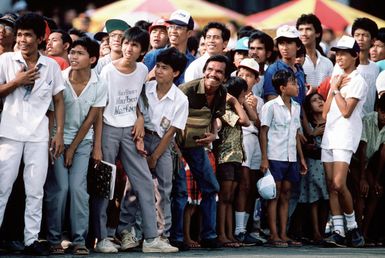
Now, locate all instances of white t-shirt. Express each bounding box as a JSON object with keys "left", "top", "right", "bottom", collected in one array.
[
  {"left": 303, "top": 50, "right": 333, "bottom": 87},
  {"left": 140, "top": 80, "right": 188, "bottom": 138},
  {"left": 0, "top": 52, "right": 65, "bottom": 142},
  {"left": 321, "top": 70, "right": 367, "bottom": 152},
  {"left": 184, "top": 52, "right": 210, "bottom": 82},
  {"left": 376, "top": 70, "right": 385, "bottom": 95},
  {"left": 332, "top": 60, "right": 379, "bottom": 115},
  {"left": 101, "top": 62, "right": 148, "bottom": 128}
]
